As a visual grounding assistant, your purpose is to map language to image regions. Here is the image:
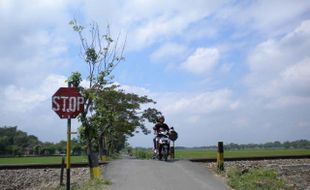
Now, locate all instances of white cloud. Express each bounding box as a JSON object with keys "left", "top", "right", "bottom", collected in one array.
[
  {"left": 118, "top": 83, "right": 151, "bottom": 96},
  {"left": 153, "top": 89, "right": 237, "bottom": 116},
  {"left": 246, "top": 20, "right": 310, "bottom": 108},
  {"left": 82, "top": 0, "right": 226, "bottom": 50},
  {"left": 215, "top": 0, "right": 310, "bottom": 36},
  {"left": 181, "top": 48, "right": 219, "bottom": 74},
  {"left": 0, "top": 74, "right": 67, "bottom": 113},
  {"left": 0, "top": 74, "right": 72, "bottom": 143},
  {"left": 150, "top": 42, "right": 187, "bottom": 62},
  {"left": 0, "top": 0, "right": 73, "bottom": 86}
]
